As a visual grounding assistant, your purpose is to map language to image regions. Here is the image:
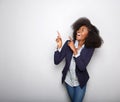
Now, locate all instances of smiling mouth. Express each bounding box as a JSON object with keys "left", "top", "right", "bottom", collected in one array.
[{"left": 77, "top": 35, "right": 80, "bottom": 36}]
